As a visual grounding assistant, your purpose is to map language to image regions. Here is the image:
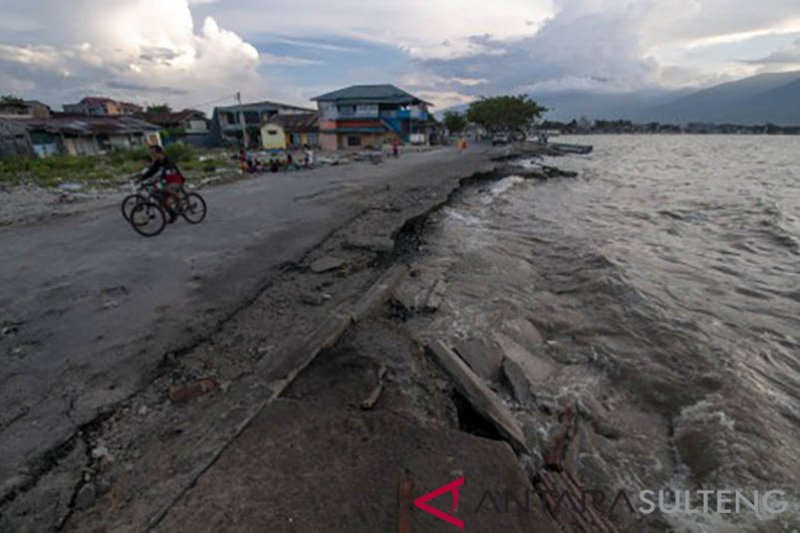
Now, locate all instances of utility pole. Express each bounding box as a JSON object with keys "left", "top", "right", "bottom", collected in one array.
[{"left": 236, "top": 92, "right": 248, "bottom": 149}]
